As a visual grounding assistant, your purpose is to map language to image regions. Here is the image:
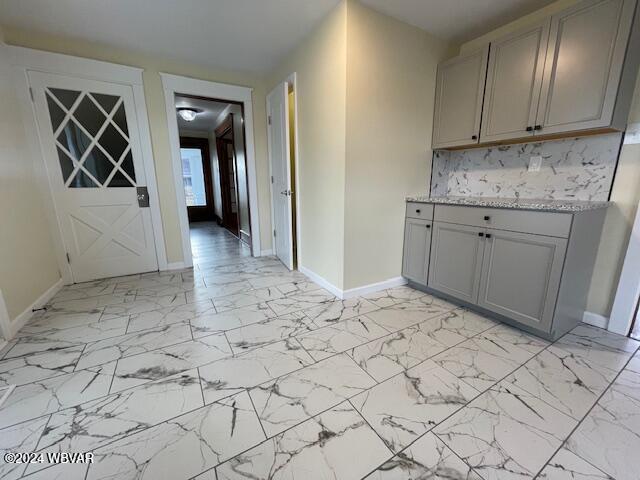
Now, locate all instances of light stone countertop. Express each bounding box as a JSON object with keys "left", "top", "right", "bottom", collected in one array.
[{"left": 406, "top": 195, "right": 610, "bottom": 213}]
